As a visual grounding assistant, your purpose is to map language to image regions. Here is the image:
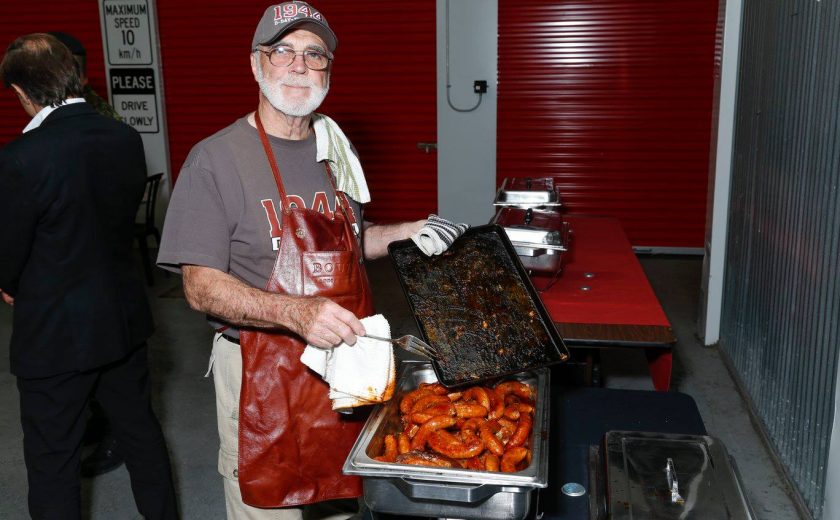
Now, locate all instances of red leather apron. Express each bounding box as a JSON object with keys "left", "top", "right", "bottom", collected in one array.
[{"left": 237, "top": 112, "right": 374, "bottom": 507}]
